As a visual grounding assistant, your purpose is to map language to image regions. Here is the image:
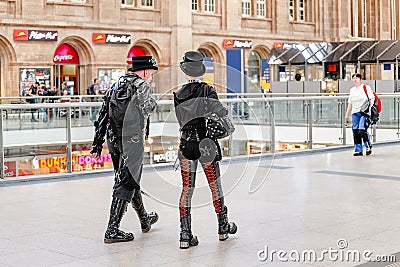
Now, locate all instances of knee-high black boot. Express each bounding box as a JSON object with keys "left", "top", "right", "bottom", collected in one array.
[
  {"left": 179, "top": 158, "right": 198, "bottom": 249},
  {"left": 217, "top": 206, "right": 237, "bottom": 241},
  {"left": 131, "top": 190, "right": 159, "bottom": 233},
  {"left": 180, "top": 216, "right": 199, "bottom": 249},
  {"left": 104, "top": 197, "right": 134, "bottom": 243}
]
